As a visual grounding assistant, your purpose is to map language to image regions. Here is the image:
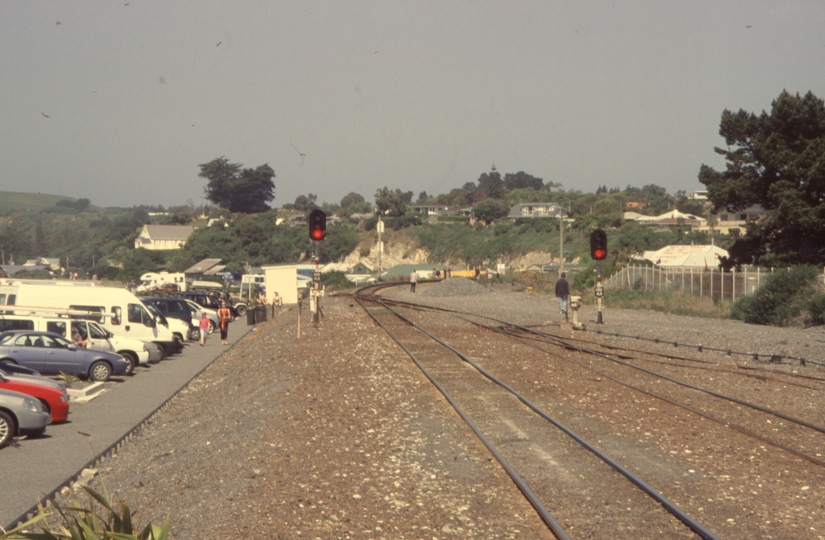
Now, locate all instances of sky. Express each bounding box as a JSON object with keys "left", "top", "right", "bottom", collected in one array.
[{"left": 1, "top": 1, "right": 824, "bottom": 209}]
